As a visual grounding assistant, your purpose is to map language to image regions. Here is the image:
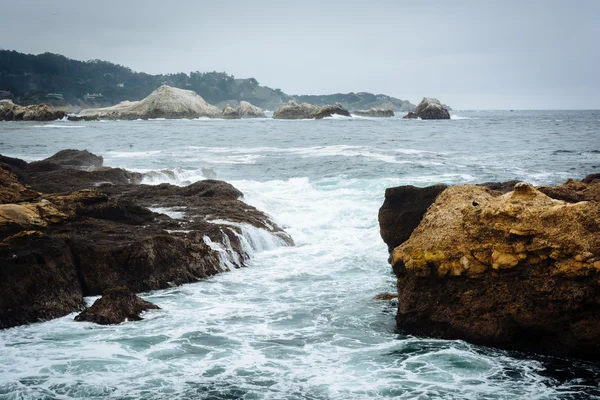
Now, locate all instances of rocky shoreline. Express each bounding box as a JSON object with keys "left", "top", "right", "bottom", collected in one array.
[
  {"left": 0, "top": 150, "right": 293, "bottom": 328},
  {"left": 1, "top": 85, "right": 454, "bottom": 121},
  {"left": 379, "top": 175, "right": 600, "bottom": 359}
]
